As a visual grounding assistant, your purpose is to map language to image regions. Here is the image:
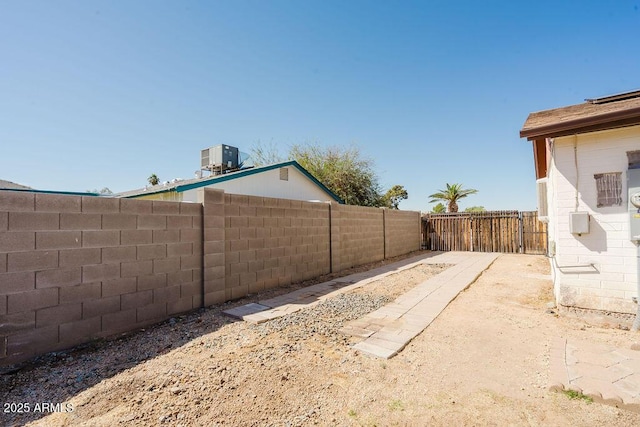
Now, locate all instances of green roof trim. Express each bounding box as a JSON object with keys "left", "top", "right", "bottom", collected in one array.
[
  {"left": 0, "top": 188, "right": 101, "bottom": 197},
  {"left": 120, "top": 161, "right": 344, "bottom": 203}
]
